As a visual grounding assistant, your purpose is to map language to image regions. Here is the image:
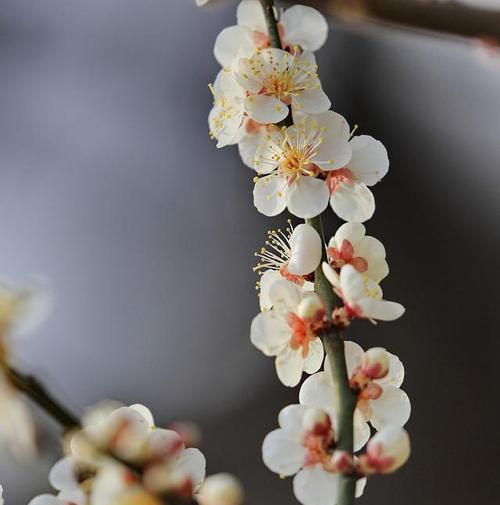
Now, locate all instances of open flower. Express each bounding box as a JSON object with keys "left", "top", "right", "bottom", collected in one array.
[
  {"left": 327, "top": 222, "right": 389, "bottom": 283},
  {"left": 234, "top": 48, "right": 330, "bottom": 125},
  {"left": 254, "top": 221, "right": 320, "bottom": 310},
  {"left": 262, "top": 405, "right": 366, "bottom": 505},
  {"left": 250, "top": 280, "right": 326, "bottom": 387},
  {"left": 300, "top": 341, "right": 410, "bottom": 449},
  {"left": 214, "top": 1, "right": 328, "bottom": 67},
  {"left": 327, "top": 135, "right": 389, "bottom": 222},
  {"left": 322, "top": 263, "right": 404, "bottom": 323},
  {"left": 252, "top": 111, "right": 351, "bottom": 218}
]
